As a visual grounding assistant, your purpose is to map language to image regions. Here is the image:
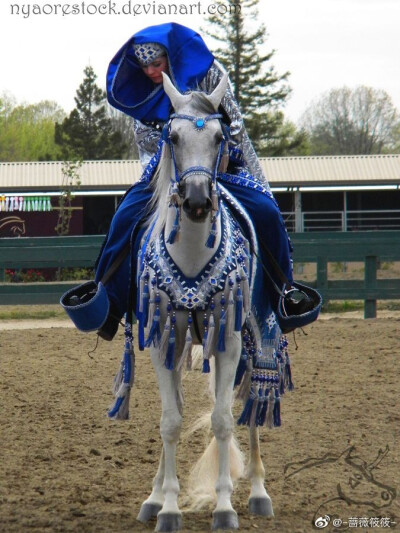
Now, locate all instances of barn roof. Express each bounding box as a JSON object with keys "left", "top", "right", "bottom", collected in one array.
[{"left": 0, "top": 154, "right": 399, "bottom": 193}]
